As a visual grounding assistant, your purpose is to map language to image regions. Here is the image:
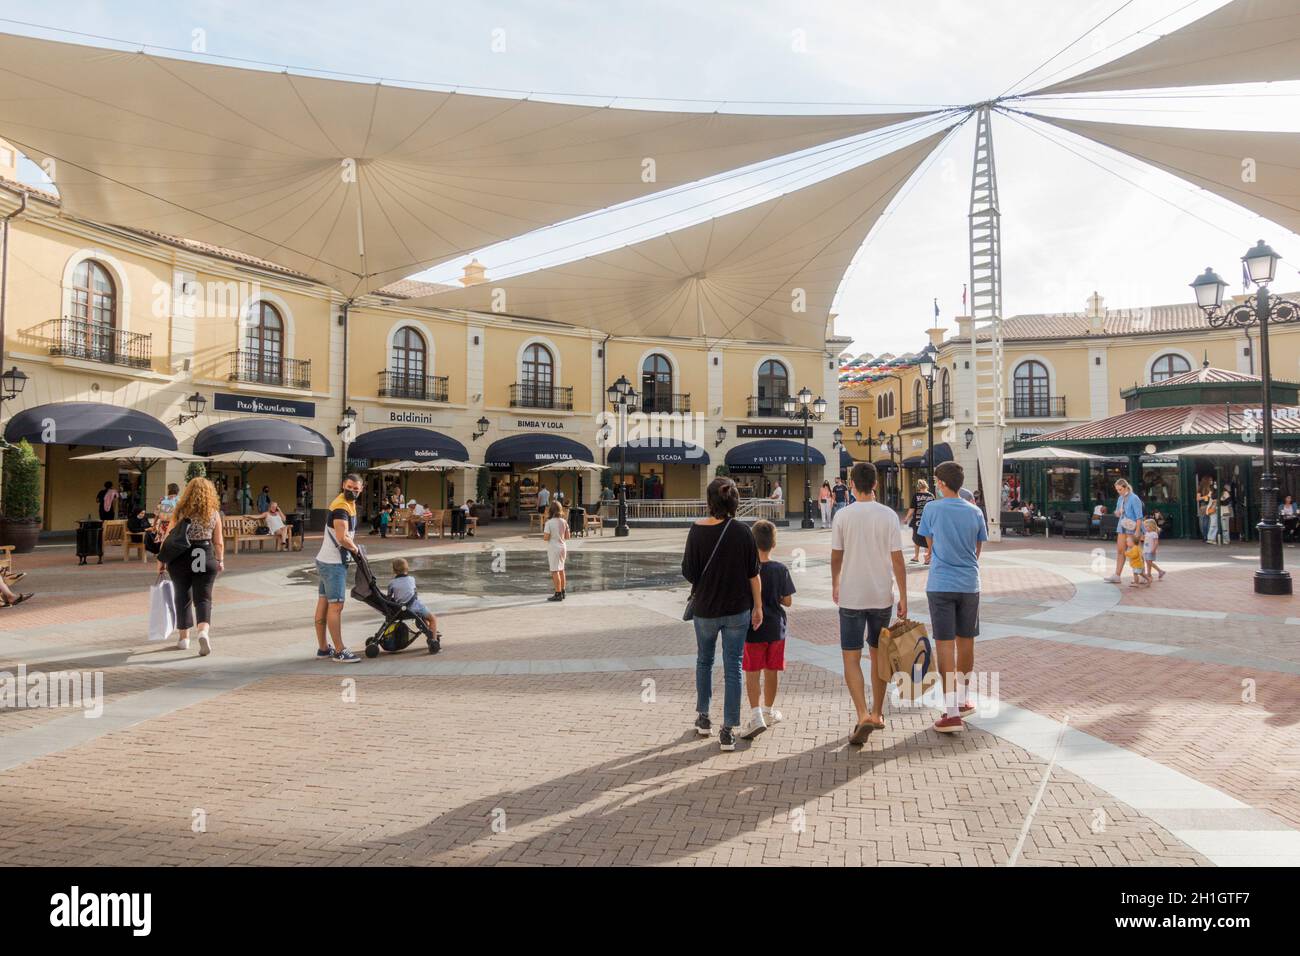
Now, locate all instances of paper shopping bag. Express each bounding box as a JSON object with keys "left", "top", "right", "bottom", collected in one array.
[{"left": 148, "top": 578, "right": 176, "bottom": 642}]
